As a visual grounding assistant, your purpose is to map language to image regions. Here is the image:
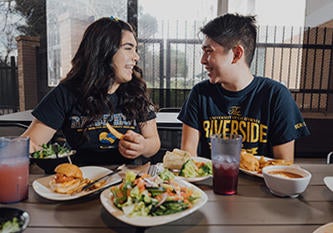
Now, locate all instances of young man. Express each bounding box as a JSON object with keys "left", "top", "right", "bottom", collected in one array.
[{"left": 178, "top": 13, "right": 310, "bottom": 162}]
